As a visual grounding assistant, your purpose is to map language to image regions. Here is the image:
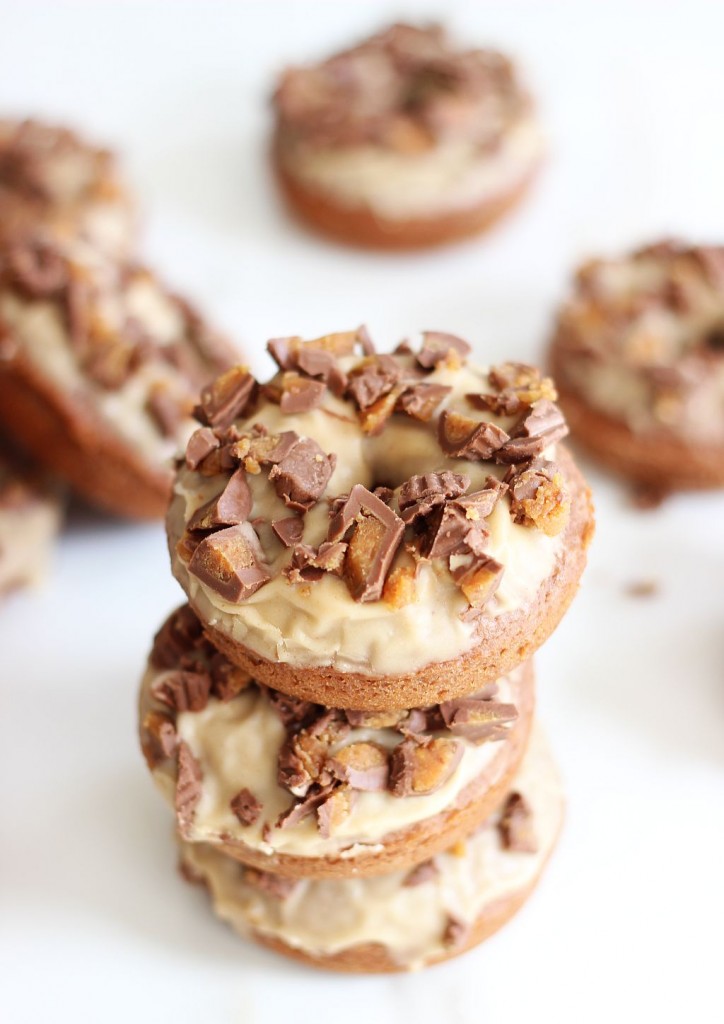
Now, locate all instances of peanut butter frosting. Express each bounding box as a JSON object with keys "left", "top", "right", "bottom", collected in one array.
[
  {"left": 169, "top": 330, "right": 572, "bottom": 676},
  {"left": 552, "top": 241, "right": 724, "bottom": 442},
  {"left": 0, "top": 118, "right": 134, "bottom": 256},
  {"left": 273, "top": 23, "right": 541, "bottom": 219},
  {"left": 178, "top": 723, "right": 562, "bottom": 970},
  {"left": 139, "top": 606, "right": 532, "bottom": 860},
  {"left": 0, "top": 234, "right": 236, "bottom": 466}
]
